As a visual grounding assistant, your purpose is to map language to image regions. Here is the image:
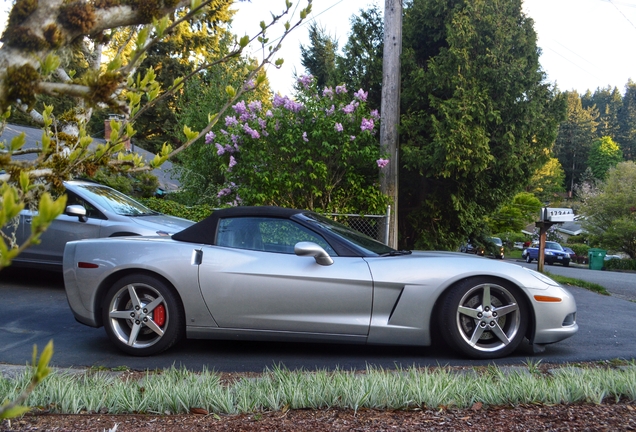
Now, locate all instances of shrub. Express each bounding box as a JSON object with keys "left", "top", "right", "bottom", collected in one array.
[
  {"left": 604, "top": 258, "right": 636, "bottom": 271},
  {"left": 140, "top": 197, "right": 213, "bottom": 222}
]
